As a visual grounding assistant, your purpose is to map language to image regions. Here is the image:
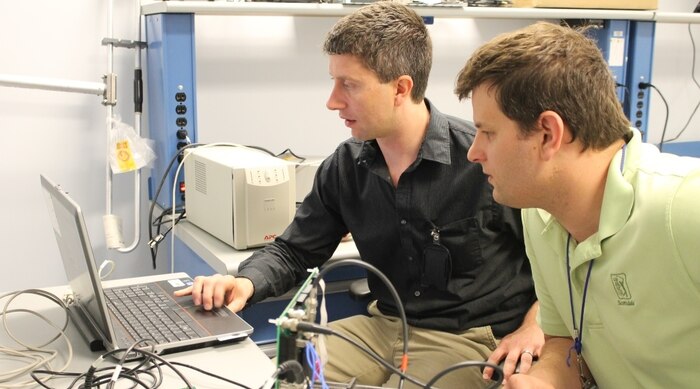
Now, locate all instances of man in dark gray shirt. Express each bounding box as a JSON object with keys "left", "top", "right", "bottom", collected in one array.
[{"left": 176, "top": 2, "right": 542, "bottom": 387}]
